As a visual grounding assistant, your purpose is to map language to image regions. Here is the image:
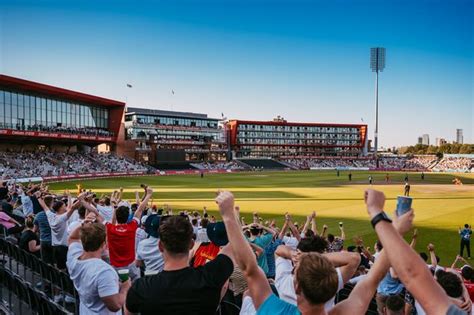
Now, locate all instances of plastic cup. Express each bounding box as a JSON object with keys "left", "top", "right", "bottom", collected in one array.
[
  {"left": 118, "top": 269, "right": 129, "bottom": 282},
  {"left": 396, "top": 196, "right": 413, "bottom": 216}
]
